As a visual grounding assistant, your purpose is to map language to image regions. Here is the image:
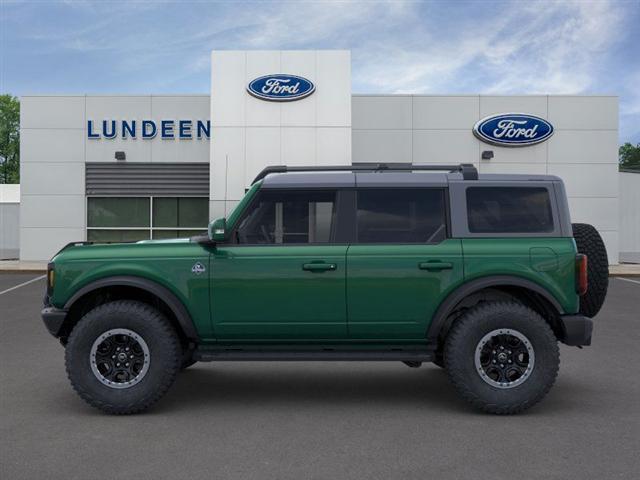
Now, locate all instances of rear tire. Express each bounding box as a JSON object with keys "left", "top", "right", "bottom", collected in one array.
[
  {"left": 65, "top": 300, "right": 181, "bottom": 414},
  {"left": 572, "top": 223, "right": 609, "bottom": 317},
  {"left": 444, "top": 301, "right": 559, "bottom": 414}
]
